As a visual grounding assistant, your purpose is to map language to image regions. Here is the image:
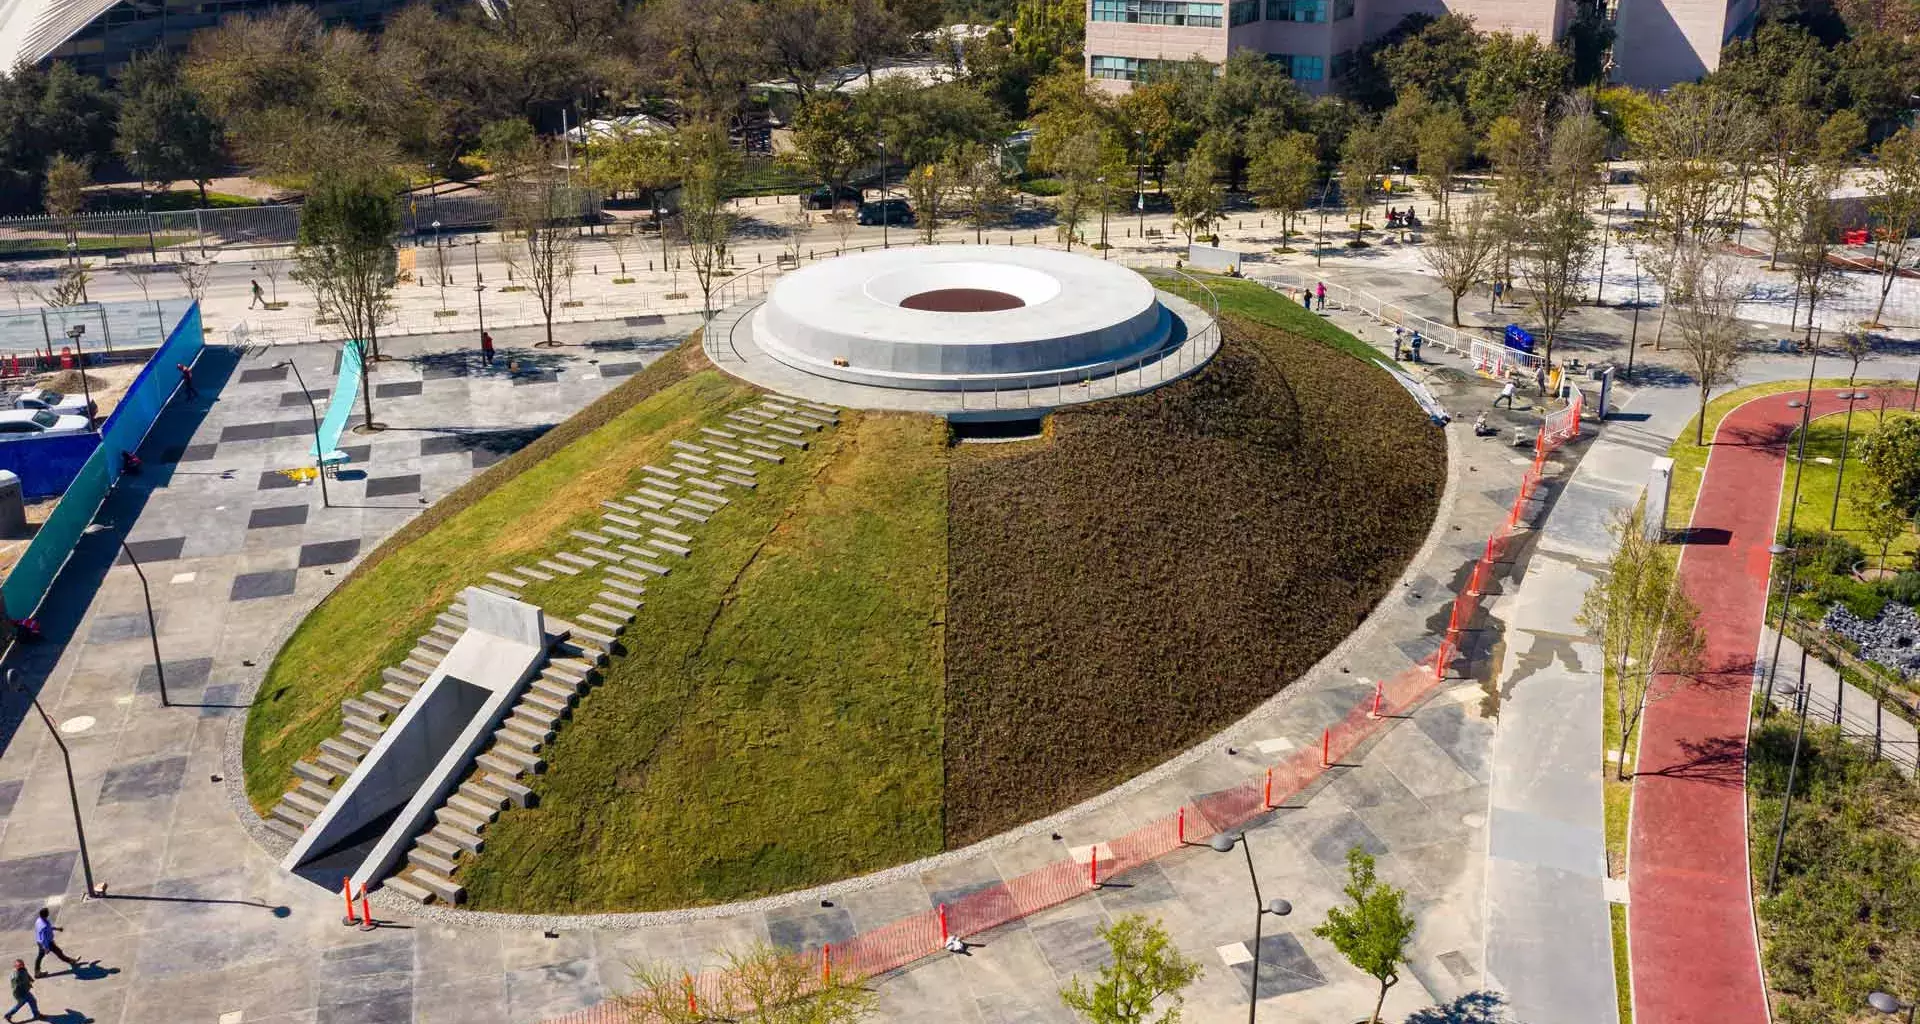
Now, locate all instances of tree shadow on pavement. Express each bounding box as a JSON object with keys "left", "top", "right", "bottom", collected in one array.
[
  {"left": 1635, "top": 734, "right": 1747, "bottom": 785},
  {"left": 1406, "top": 990, "right": 1510, "bottom": 1023}
]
